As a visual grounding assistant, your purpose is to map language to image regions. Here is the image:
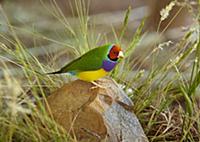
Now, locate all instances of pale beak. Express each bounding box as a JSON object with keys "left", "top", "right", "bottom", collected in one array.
[{"left": 118, "top": 51, "right": 124, "bottom": 58}]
